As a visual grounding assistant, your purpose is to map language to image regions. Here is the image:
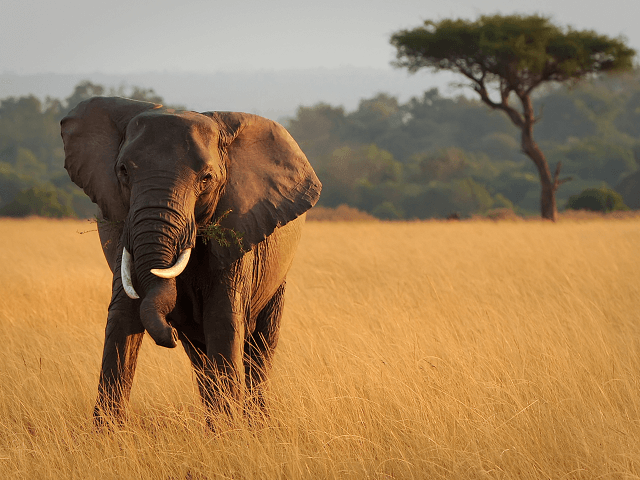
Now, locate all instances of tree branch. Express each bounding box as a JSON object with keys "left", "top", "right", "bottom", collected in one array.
[
  {"left": 557, "top": 177, "right": 573, "bottom": 186},
  {"left": 553, "top": 161, "right": 573, "bottom": 188},
  {"left": 472, "top": 80, "right": 525, "bottom": 130},
  {"left": 534, "top": 104, "right": 544, "bottom": 124}
]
